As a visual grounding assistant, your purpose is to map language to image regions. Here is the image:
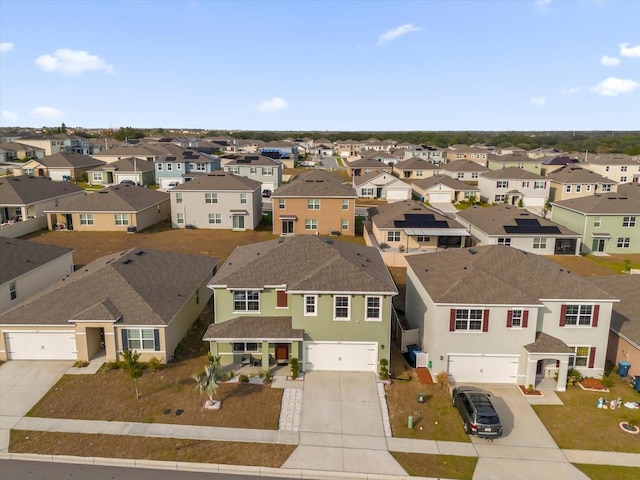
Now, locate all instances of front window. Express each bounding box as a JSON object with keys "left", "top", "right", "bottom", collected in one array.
[
  {"left": 114, "top": 214, "right": 129, "bottom": 226},
  {"left": 361, "top": 187, "right": 374, "bottom": 197},
  {"left": 497, "top": 237, "right": 511, "bottom": 246},
  {"left": 205, "top": 193, "right": 217, "bottom": 204},
  {"left": 228, "top": 166, "right": 239, "bottom": 175},
  {"left": 565, "top": 305, "right": 593, "bottom": 326},
  {"left": 9, "top": 281, "right": 16, "bottom": 301},
  {"left": 496, "top": 181, "right": 508, "bottom": 189},
  {"left": 263, "top": 167, "right": 273, "bottom": 175},
  {"left": 569, "top": 346, "right": 590, "bottom": 367},
  {"left": 176, "top": 213, "right": 184, "bottom": 224},
  {"left": 534, "top": 181, "right": 546, "bottom": 189},
  {"left": 365, "top": 296, "right": 382, "bottom": 321},
  {"left": 233, "top": 342, "right": 259, "bottom": 353},
  {"left": 602, "top": 184, "right": 612, "bottom": 192},
  {"left": 387, "top": 231, "right": 401, "bottom": 242},
  {"left": 593, "top": 216, "right": 601, "bottom": 227},
  {"left": 617, "top": 237, "right": 630, "bottom": 248},
  {"left": 278, "top": 198, "right": 285, "bottom": 209},
  {"left": 209, "top": 213, "right": 221, "bottom": 224},
  {"left": 23, "top": 168, "right": 34, "bottom": 176},
  {"left": 79, "top": 214, "right": 94, "bottom": 225},
  {"left": 623, "top": 216, "right": 636, "bottom": 227},
  {"left": 457, "top": 172, "right": 464, "bottom": 179},
  {"left": 304, "top": 295, "right": 317, "bottom": 316},
  {"left": 233, "top": 290, "right": 260, "bottom": 312},
  {"left": 342, "top": 199, "right": 349, "bottom": 210},
  {"left": 197, "top": 163, "right": 206, "bottom": 171},
  {"left": 305, "top": 219, "right": 318, "bottom": 230},
  {"left": 157, "top": 164, "right": 163, "bottom": 171},
  {"left": 308, "top": 198, "right": 320, "bottom": 210},
  {"left": 472, "top": 172, "right": 479, "bottom": 179},
  {"left": 494, "top": 194, "right": 506, "bottom": 202},
  {"left": 576, "top": 184, "right": 582, "bottom": 193},
  {"left": 565, "top": 185, "right": 571, "bottom": 193},
  {"left": 511, "top": 309, "right": 523, "bottom": 327},
  {"left": 92, "top": 172, "right": 103, "bottom": 182},
  {"left": 455, "top": 309, "right": 483, "bottom": 331},
  {"left": 127, "top": 329, "right": 156, "bottom": 350},
  {"left": 240, "top": 193, "right": 247, "bottom": 204},
  {"left": 167, "top": 163, "right": 173, "bottom": 171},
  {"left": 175, "top": 193, "right": 183, "bottom": 204},
  {"left": 533, "top": 238, "right": 546, "bottom": 249},
  {"left": 621, "top": 166, "right": 628, "bottom": 172},
  {"left": 341, "top": 219, "right": 348, "bottom": 230},
  {"left": 334, "top": 295, "right": 350, "bottom": 321},
  {"left": 416, "top": 170, "right": 423, "bottom": 177}
]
